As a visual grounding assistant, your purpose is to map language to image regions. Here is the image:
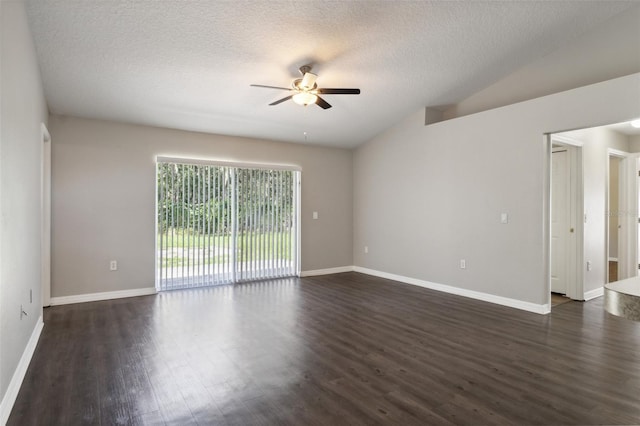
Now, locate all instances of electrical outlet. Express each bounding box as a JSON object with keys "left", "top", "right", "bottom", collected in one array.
[
  {"left": 586, "top": 261, "right": 592, "bottom": 271},
  {"left": 110, "top": 260, "right": 118, "bottom": 271},
  {"left": 364, "top": 246, "right": 369, "bottom": 254},
  {"left": 460, "top": 259, "right": 466, "bottom": 269}
]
